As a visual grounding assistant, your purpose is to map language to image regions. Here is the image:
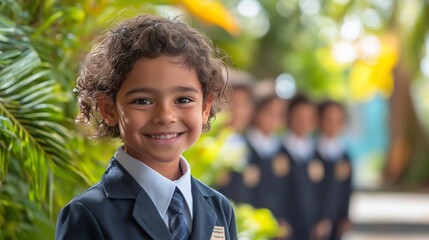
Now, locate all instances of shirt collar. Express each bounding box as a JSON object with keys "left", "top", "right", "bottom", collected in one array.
[
  {"left": 317, "top": 135, "right": 345, "bottom": 161},
  {"left": 114, "top": 147, "right": 193, "bottom": 219},
  {"left": 246, "top": 127, "right": 281, "bottom": 159},
  {"left": 283, "top": 132, "right": 315, "bottom": 161}
]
